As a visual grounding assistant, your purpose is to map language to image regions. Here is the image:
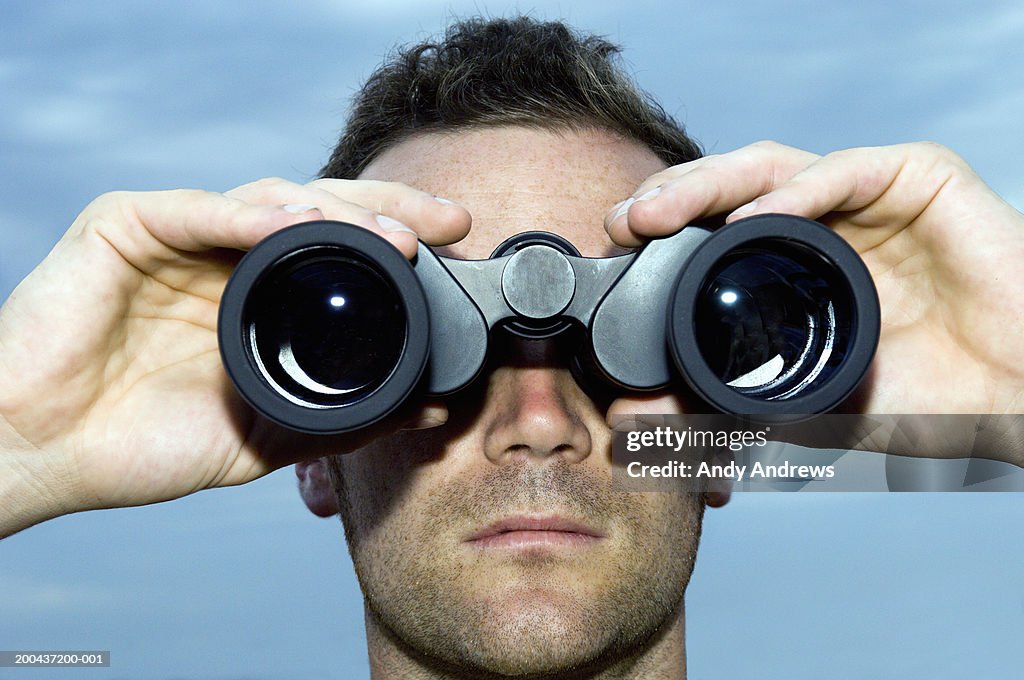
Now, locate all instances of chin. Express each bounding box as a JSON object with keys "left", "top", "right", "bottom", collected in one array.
[
  {"left": 461, "top": 607, "right": 610, "bottom": 678},
  {"left": 444, "top": 582, "right": 627, "bottom": 675}
]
